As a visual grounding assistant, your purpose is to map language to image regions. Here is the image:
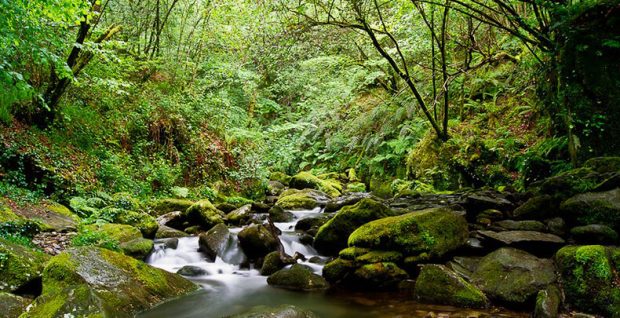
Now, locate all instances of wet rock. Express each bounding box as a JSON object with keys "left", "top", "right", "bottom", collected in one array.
[
  {"left": 570, "top": 224, "right": 618, "bottom": 244},
  {"left": 184, "top": 199, "right": 225, "bottom": 230},
  {"left": 446, "top": 256, "right": 481, "bottom": 281},
  {"left": 267, "top": 180, "right": 286, "bottom": 196},
  {"left": 475, "top": 209, "right": 504, "bottom": 226},
  {"left": 21, "top": 247, "right": 198, "bottom": 317},
  {"left": 298, "top": 234, "right": 313, "bottom": 245},
  {"left": 0, "top": 292, "right": 31, "bottom": 318},
  {"left": 355, "top": 251, "right": 403, "bottom": 264},
  {"left": 0, "top": 238, "right": 50, "bottom": 293},
  {"left": 269, "top": 206, "right": 294, "bottom": 222},
  {"left": 161, "top": 238, "right": 179, "bottom": 249},
  {"left": 289, "top": 171, "right": 342, "bottom": 197},
  {"left": 216, "top": 203, "right": 238, "bottom": 214},
  {"left": 471, "top": 248, "right": 556, "bottom": 305},
  {"left": 229, "top": 304, "right": 318, "bottom": 318},
  {"left": 545, "top": 217, "right": 566, "bottom": 236},
  {"left": 237, "top": 224, "right": 279, "bottom": 260},
  {"left": 348, "top": 207, "right": 468, "bottom": 262},
  {"left": 555, "top": 245, "right": 620, "bottom": 317},
  {"left": 252, "top": 202, "right": 272, "bottom": 214},
  {"left": 338, "top": 247, "right": 371, "bottom": 260},
  {"left": 294, "top": 215, "right": 331, "bottom": 236},
  {"left": 270, "top": 172, "right": 292, "bottom": 186},
  {"left": 414, "top": 264, "right": 488, "bottom": 308},
  {"left": 322, "top": 258, "right": 356, "bottom": 284},
  {"left": 226, "top": 204, "right": 253, "bottom": 225},
  {"left": 155, "top": 225, "right": 188, "bottom": 238},
  {"left": 560, "top": 188, "right": 620, "bottom": 229},
  {"left": 583, "top": 156, "right": 620, "bottom": 174},
  {"left": 463, "top": 192, "right": 513, "bottom": 215},
  {"left": 148, "top": 198, "right": 194, "bottom": 216},
  {"left": 533, "top": 285, "right": 561, "bottom": 318},
  {"left": 539, "top": 167, "right": 602, "bottom": 199},
  {"left": 184, "top": 225, "right": 203, "bottom": 235},
  {"left": 324, "top": 192, "right": 373, "bottom": 212},
  {"left": 512, "top": 194, "right": 556, "bottom": 220},
  {"left": 119, "top": 238, "right": 154, "bottom": 260},
  {"left": 308, "top": 256, "right": 329, "bottom": 265},
  {"left": 198, "top": 223, "right": 231, "bottom": 261},
  {"left": 267, "top": 264, "right": 329, "bottom": 291},
  {"left": 177, "top": 265, "right": 207, "bottom": 277},
  {"left": 156, "top": 211, "right": 186, "bottom": 230},
  {"left": 314, "top": 198, "right": 394, "bottom": 256},
  {"left": 275, "top": 189, "right": 330, "bottom": 210},
  {"left": 84, "top": 223, "right": 153, "bottom": 259},
  {"left": 493, "top": 220, "right": 546, "bottom": 232},
  {"left": 351, "top": 262, "right": 408, "bottom": 289},
  {"left": 478, "top": 230, "right": 564, "bottom": 255},
  {"left": 260, "top": 251, "right": 286, "bottom": 276}
]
